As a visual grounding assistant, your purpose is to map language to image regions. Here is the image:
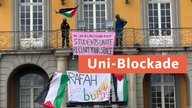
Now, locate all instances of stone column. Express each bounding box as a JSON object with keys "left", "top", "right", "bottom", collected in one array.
[
  {"left": 57, "top": 56, "right": 68, "bottom": 108},
  {"left": 57, "top": 57, "right": 68, "bottom": 72},
  {"left": 128, "top": 74, "right": 137, "bottom": 108},
  {"left": 55, "top": 49, "right": 71, "bottom": 108}
]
